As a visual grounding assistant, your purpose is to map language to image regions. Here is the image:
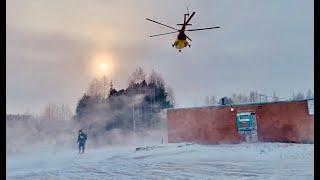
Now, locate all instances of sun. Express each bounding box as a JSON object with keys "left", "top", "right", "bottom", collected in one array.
[
  {"left": 99, "top": 63, "right": 108, "bottom": 73},
  {"left": 90, "top": 53, "right": 115, "bottom": 78}
]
